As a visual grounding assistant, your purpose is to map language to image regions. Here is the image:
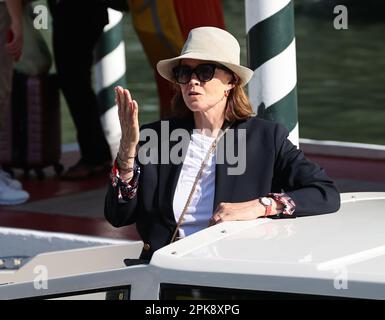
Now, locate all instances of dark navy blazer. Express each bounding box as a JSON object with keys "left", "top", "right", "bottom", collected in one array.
[{"left": 105, "top": 116, "right": 340, "bottom": 260}]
